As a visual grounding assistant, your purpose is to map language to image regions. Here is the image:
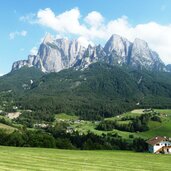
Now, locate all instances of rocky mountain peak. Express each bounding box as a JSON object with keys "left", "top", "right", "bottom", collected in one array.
[
  {"left": 12, "top": 33, "right": 168, "bottom": 73},
  {"left": 104, "top": 34, "right": 132, "bottom": 57},
  {"left": 133, "top": 38, "right": 149, "bottom": 50},
  {"left": 166, "top": 64, "right": 171, "bottom": 72},
  {"left": 130, "top": 38, "right": 165, "bottom": 70},
  {"left": 43, "top": 33, "right": 54, "bottom": 44}
]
